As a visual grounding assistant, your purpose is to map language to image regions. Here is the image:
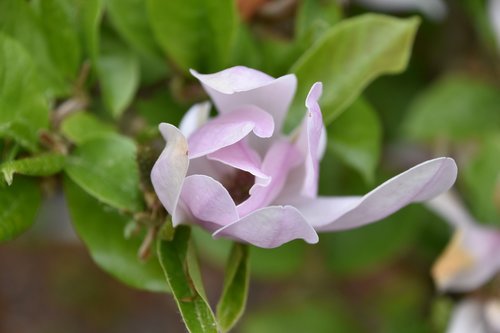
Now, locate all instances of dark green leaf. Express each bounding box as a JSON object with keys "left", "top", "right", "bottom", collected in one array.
[
  {"left": 1, "top": 153, "right": 65, "bottom": 185},
  {"left": 0, "top": 33, "right": 49, "bottom": 151},
  {"left": 60, "top": 112, "right": 115, "bottom": 144},
  {"left": 157, "top": 225, "right": 218, "bottom": 333},
  {"left": 403, "top": 75, "right": 500, "bottom": 141},
  {"left": 0, "top": 177, "right": 41, "bottom": 242},
  {"left": 327, "top": 98, "right": 381, "bottom": 184},
  {"left": 217, "top": 243, "right": 250, "bottom": 333},
  {"left": 65, "top": 134, "right": 143, "bottom": 212},
  {"left": 288, "top": 14, "right": 420, "bottom": 129},
  {"left": 147, "top": 0, "right": 238, "bottom": 72},
  {"left": 64, "top": 177, "right": 168, "bottom": 292}
]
